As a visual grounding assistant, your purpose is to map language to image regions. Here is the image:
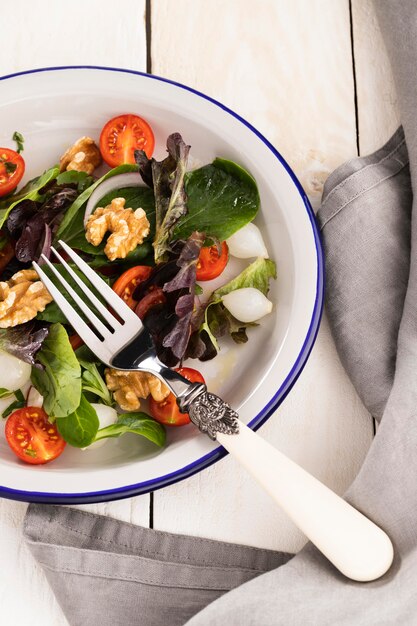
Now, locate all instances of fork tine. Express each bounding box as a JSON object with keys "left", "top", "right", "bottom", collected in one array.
[
  {"left": 50, "top": 246, "right": 120, "bottom": 331},
  {"left": 33, "top": 261, "right": 106, "bottom": 350},
  {"left": 58, "top": 240, "right": 140, "bottom": 324},
  {"left": 40, "top": 254, "right": 113, "bottom": 340}
]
